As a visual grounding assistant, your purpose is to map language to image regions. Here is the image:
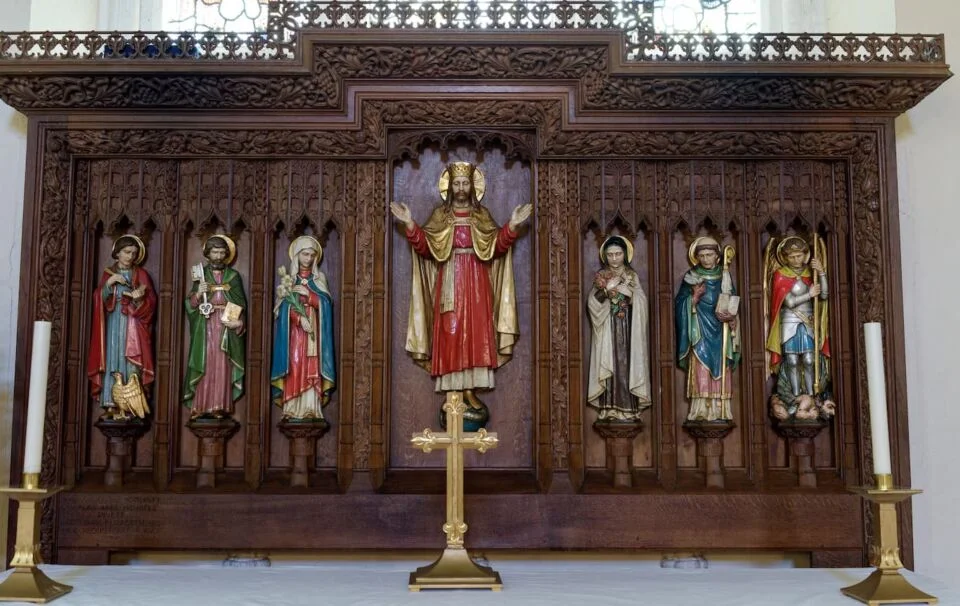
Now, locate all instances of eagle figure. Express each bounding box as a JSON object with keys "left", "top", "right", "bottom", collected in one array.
[{"left": 110, "top": 372, "right": 150, "bottom": 419}]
